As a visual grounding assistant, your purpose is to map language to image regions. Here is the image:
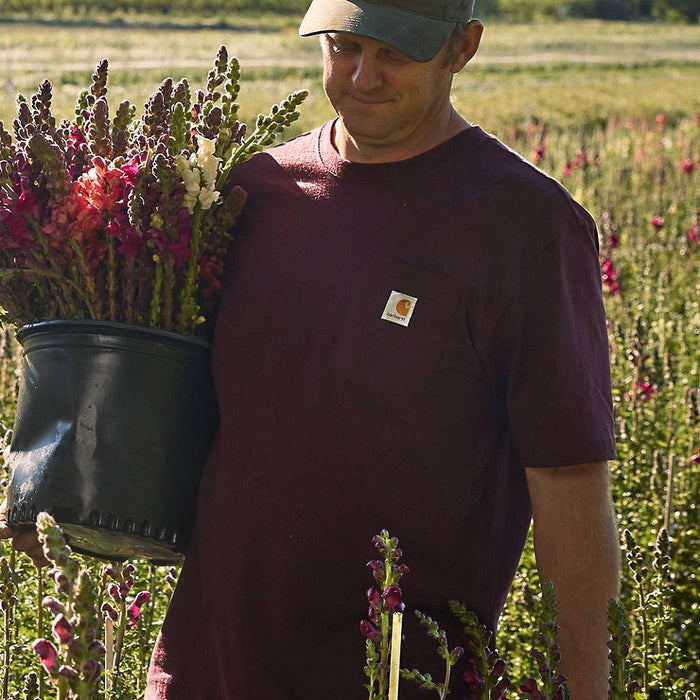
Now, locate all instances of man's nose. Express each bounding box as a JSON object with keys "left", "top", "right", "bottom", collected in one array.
[{"left": 352, "top": 52, "right": 383, "bottom": 92}]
